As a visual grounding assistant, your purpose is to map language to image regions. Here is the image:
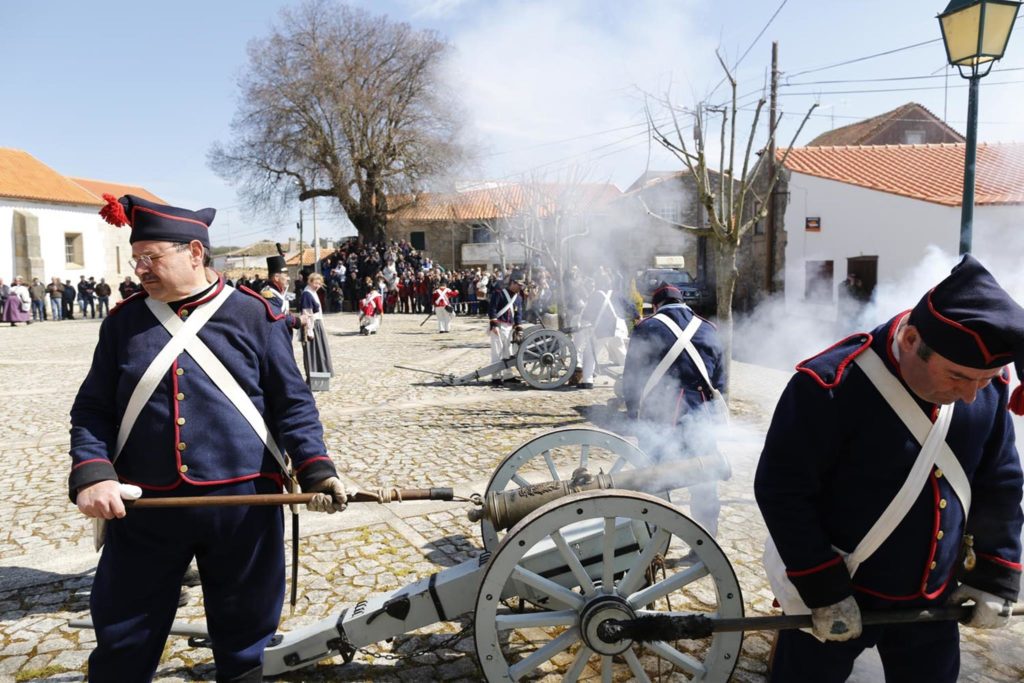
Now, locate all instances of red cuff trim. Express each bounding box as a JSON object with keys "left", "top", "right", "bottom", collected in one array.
[
  {"left": 72, "top": 458, "right": 111, "bottom": 470},
  {"left": 295, "top": 455, "right": 332, "bottom": 473},
  {"left": 977, "top": 552, "right": 1023, "bottom": 571},
  {"left": 786, "top": 554, "right": 843, "bottom": 578}
]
